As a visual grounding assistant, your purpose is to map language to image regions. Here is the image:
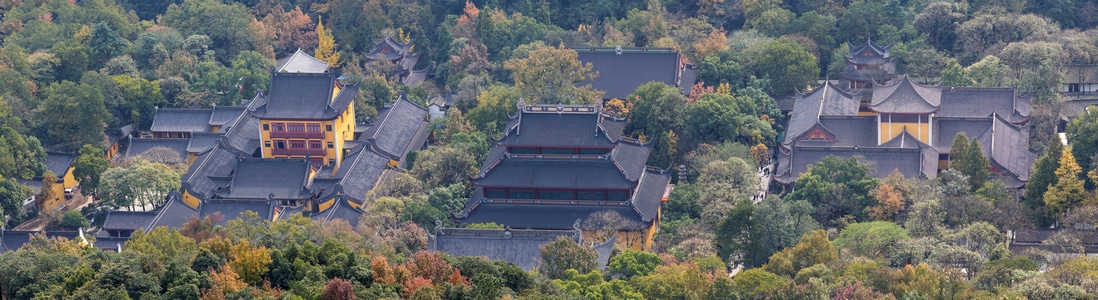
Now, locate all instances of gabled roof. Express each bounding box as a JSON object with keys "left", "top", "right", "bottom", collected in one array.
[
  {"left": 461, "top": 203, "right": 647, "bottom": 230},
  {"left": 573, "top": 47, "right": 682, "bottom": 100},
  {"left": 150, "top": 109, "right": 211, "bottom": 133},
  {"left": 847, "top": 38, "right": 893, "bottom": 65},
  {"left": 870, "top": 76, "right": 941, "bottom": 114},
  {"left": 146, "top": 192, "right": 198, "bottom": 231},
  {"left": 44, "top": 152, "right": 74, "bottom": 177},
  {"left": 249, "top": 72, "right": 351, "bottom": 119},
  {"left": 126, "top": 138, "right": 188, "bottom": 162},
  {"left": 209, "top": 105, "right": 247, "bottom": 127},
  {"left": 223, "top": 158, "right": 312, "bottom": 200},
  {"left": 783, "top": 82, "right": 861, "bottom": 145},
  {"left": 365, "top": 36, "right": 413, "bottom": 61},
  {"left": 275, "top": 49, "right": 330, "bottom": 73},
  {"left": 609, "top": 140, "right": 653, "bottom": 181},
  {"left": 429, "top": 227, "right": 580, "bottom": 270},
  {"left": 938, "top": 87, "right": 1029, "bottom": 123},
  {"left": 976, "top": 114, "right": 1034, "bottom": 181},
  {"left": 475, "top": 158, "right": 635, "bottom": 190},
  {"left": 328, "top": 146, "right": 391, "bottom": 202},
  {"left": 221, "top": 98, "right": 263, "bottom": 155},
  {"left": 630, "top": 169, "right": 672, "bottom": 223},
  {"left": 934, "top": 118, "right": 993, "bottom": 152},
  {"left": 182, "top": 143, "right": 243, "bottom": 200},
  {"left": 187, "top": 132, "right": 222, "bottom": 153},
  {"left": 311, "top": 197, "right": 363, "bottom": 225},
  {"left": 774, "top": 145, "right": 937, "bottom": 184},
  {"left": 200, "top": 200, "right": 275, "bottom": 226},
  {"left": 361, "top": 93, "right": 429, "bottom": 159},
  {"left": 0, "top": 230, "right": 80, "bottom": 253},
  {"left": 496, "top": 107, "right": 618, "bottom": 148},
  {"left": 102, "top": 210, "right": 157, "bottom": 231}
]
